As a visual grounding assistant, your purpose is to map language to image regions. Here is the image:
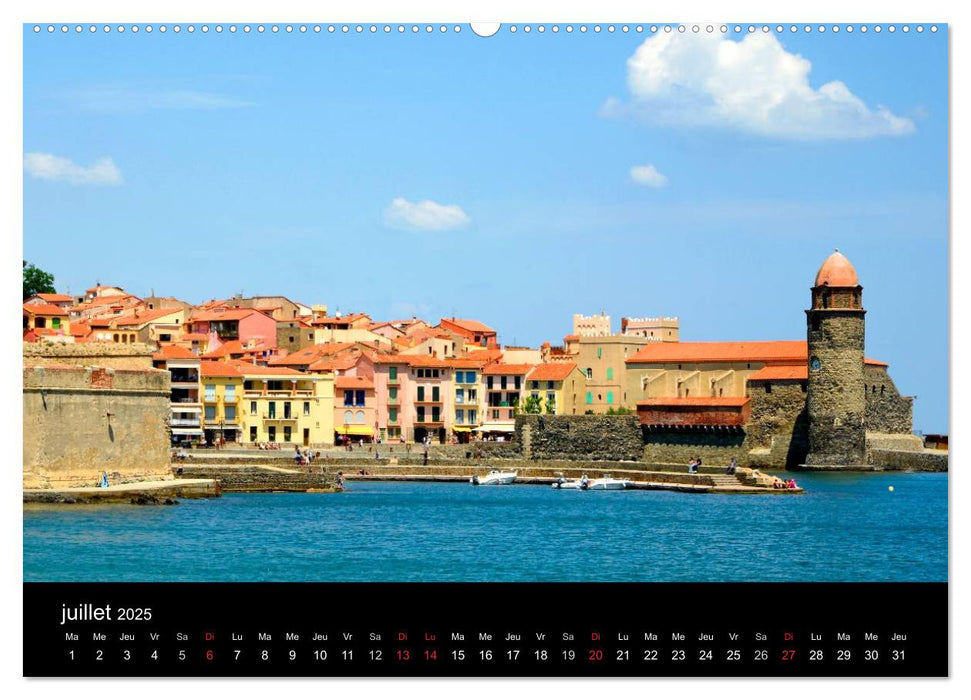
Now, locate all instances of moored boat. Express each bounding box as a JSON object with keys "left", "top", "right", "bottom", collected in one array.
[
  {"left": 586, "top": 475, "right": 631, "bottom": 490},
  {"left": 470, "top": 469, "right": 517, "bottom": 485}
]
